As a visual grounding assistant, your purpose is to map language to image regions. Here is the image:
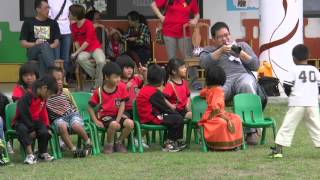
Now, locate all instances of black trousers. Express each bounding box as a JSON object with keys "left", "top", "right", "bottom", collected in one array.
[
  {"left": 161, "top": 113, "right": 184, "bottom": 141},
  {"left": 14, "top": 121, "right": 50, "bottom": 154}
]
